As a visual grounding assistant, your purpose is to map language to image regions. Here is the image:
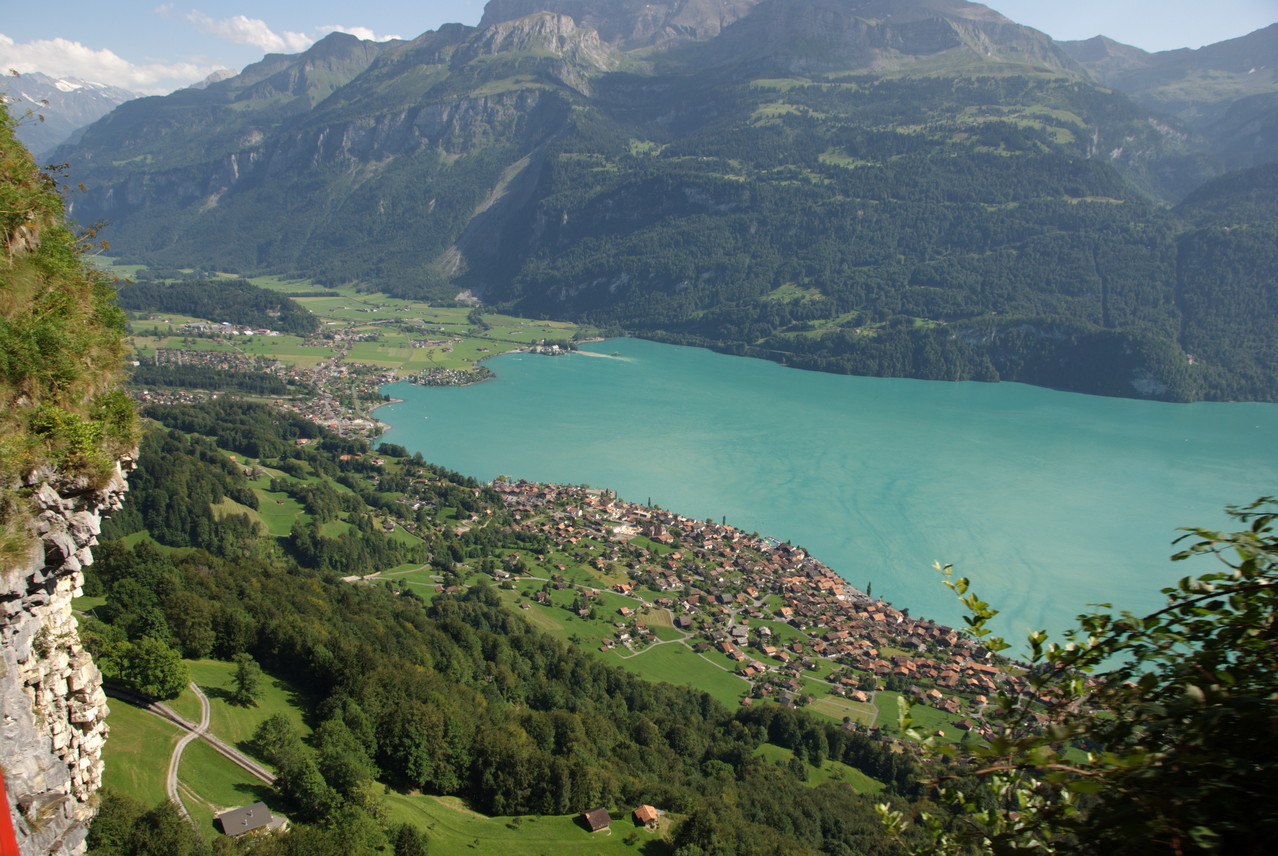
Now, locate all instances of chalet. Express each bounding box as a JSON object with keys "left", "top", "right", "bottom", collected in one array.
[
  {"left": 214, "top": 803, "right": 285, "bottom": 837},
  {"left": 580, "top": 807, "right": 612, "bottom": 832},
  {"left": 633, "top": 805, "right": 660, "bottom": 828}
]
